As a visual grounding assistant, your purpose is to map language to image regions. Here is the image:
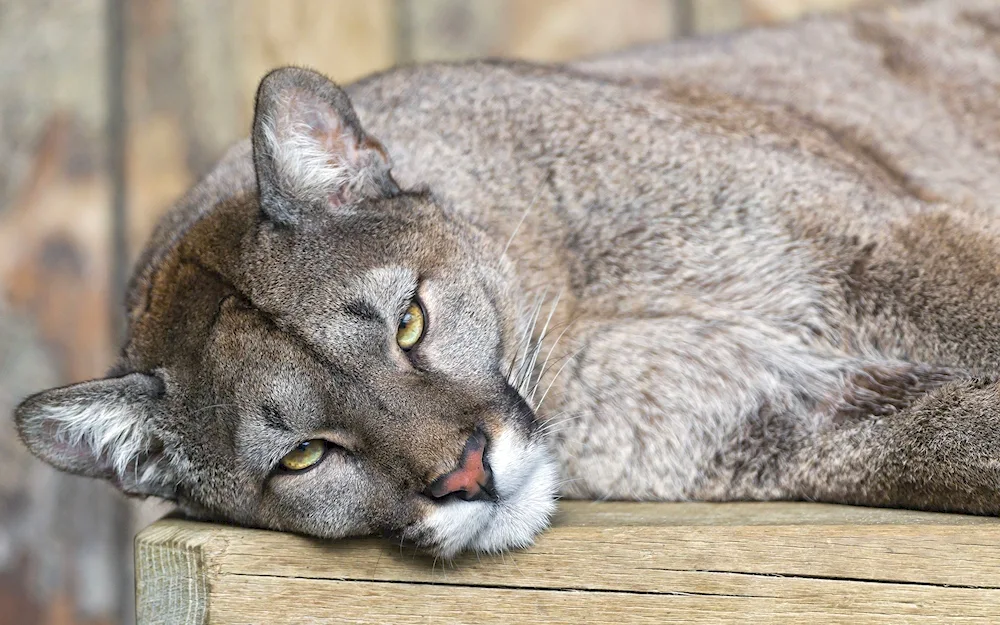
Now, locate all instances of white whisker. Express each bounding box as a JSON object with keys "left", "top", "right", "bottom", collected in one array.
[
  {"left": 502, "top": 183, "right": 545, "bottom": 257},
  {"left": 524, "top": 289, "right": 563, "bottom": 404},
  {"left": 514, "top": 291, "right": 547, "bottom": 395},
  {"left": 554, "top": 477, "right": 587, "bottom": 488},
  {"left": 536, "top": 347, "right": 586, "bottom": 410},
  {"left": 529, "top": 314, "right": 580, "bottom": 405},
  {"left": 538, "top": 414, "right": 579, "bottom": 433},
  {"left": 507, "top": 295, "right": 540, "bottom": 384},
  {"left": 537, "top": 416, "right": 581, "bottom": 439}
]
